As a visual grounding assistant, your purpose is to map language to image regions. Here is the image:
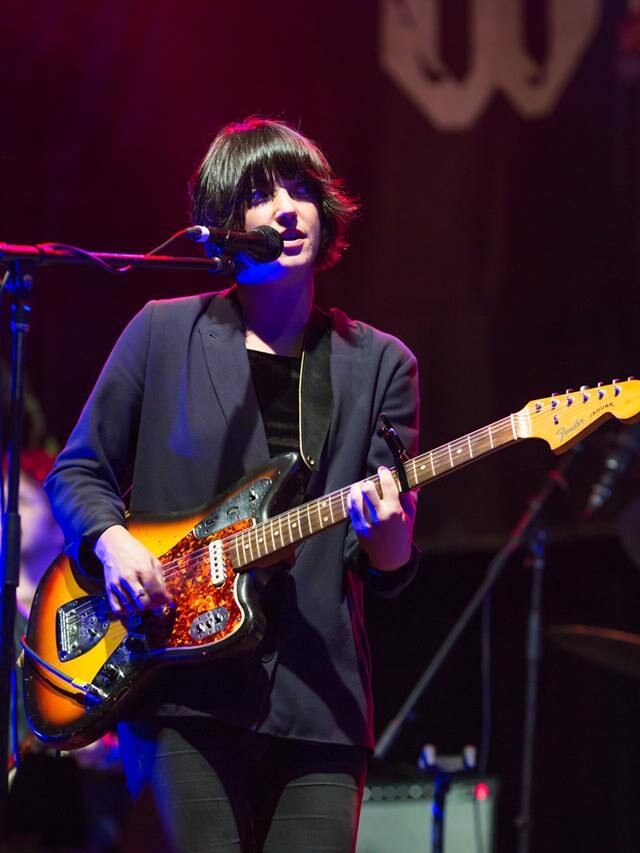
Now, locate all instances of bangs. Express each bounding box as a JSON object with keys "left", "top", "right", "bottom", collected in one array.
[
  {"left": 222, "top": 122, "right": 328, "bottom": 220},
  {"left": 244, "top": 137, "right": 325, "bottom": 187}
]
